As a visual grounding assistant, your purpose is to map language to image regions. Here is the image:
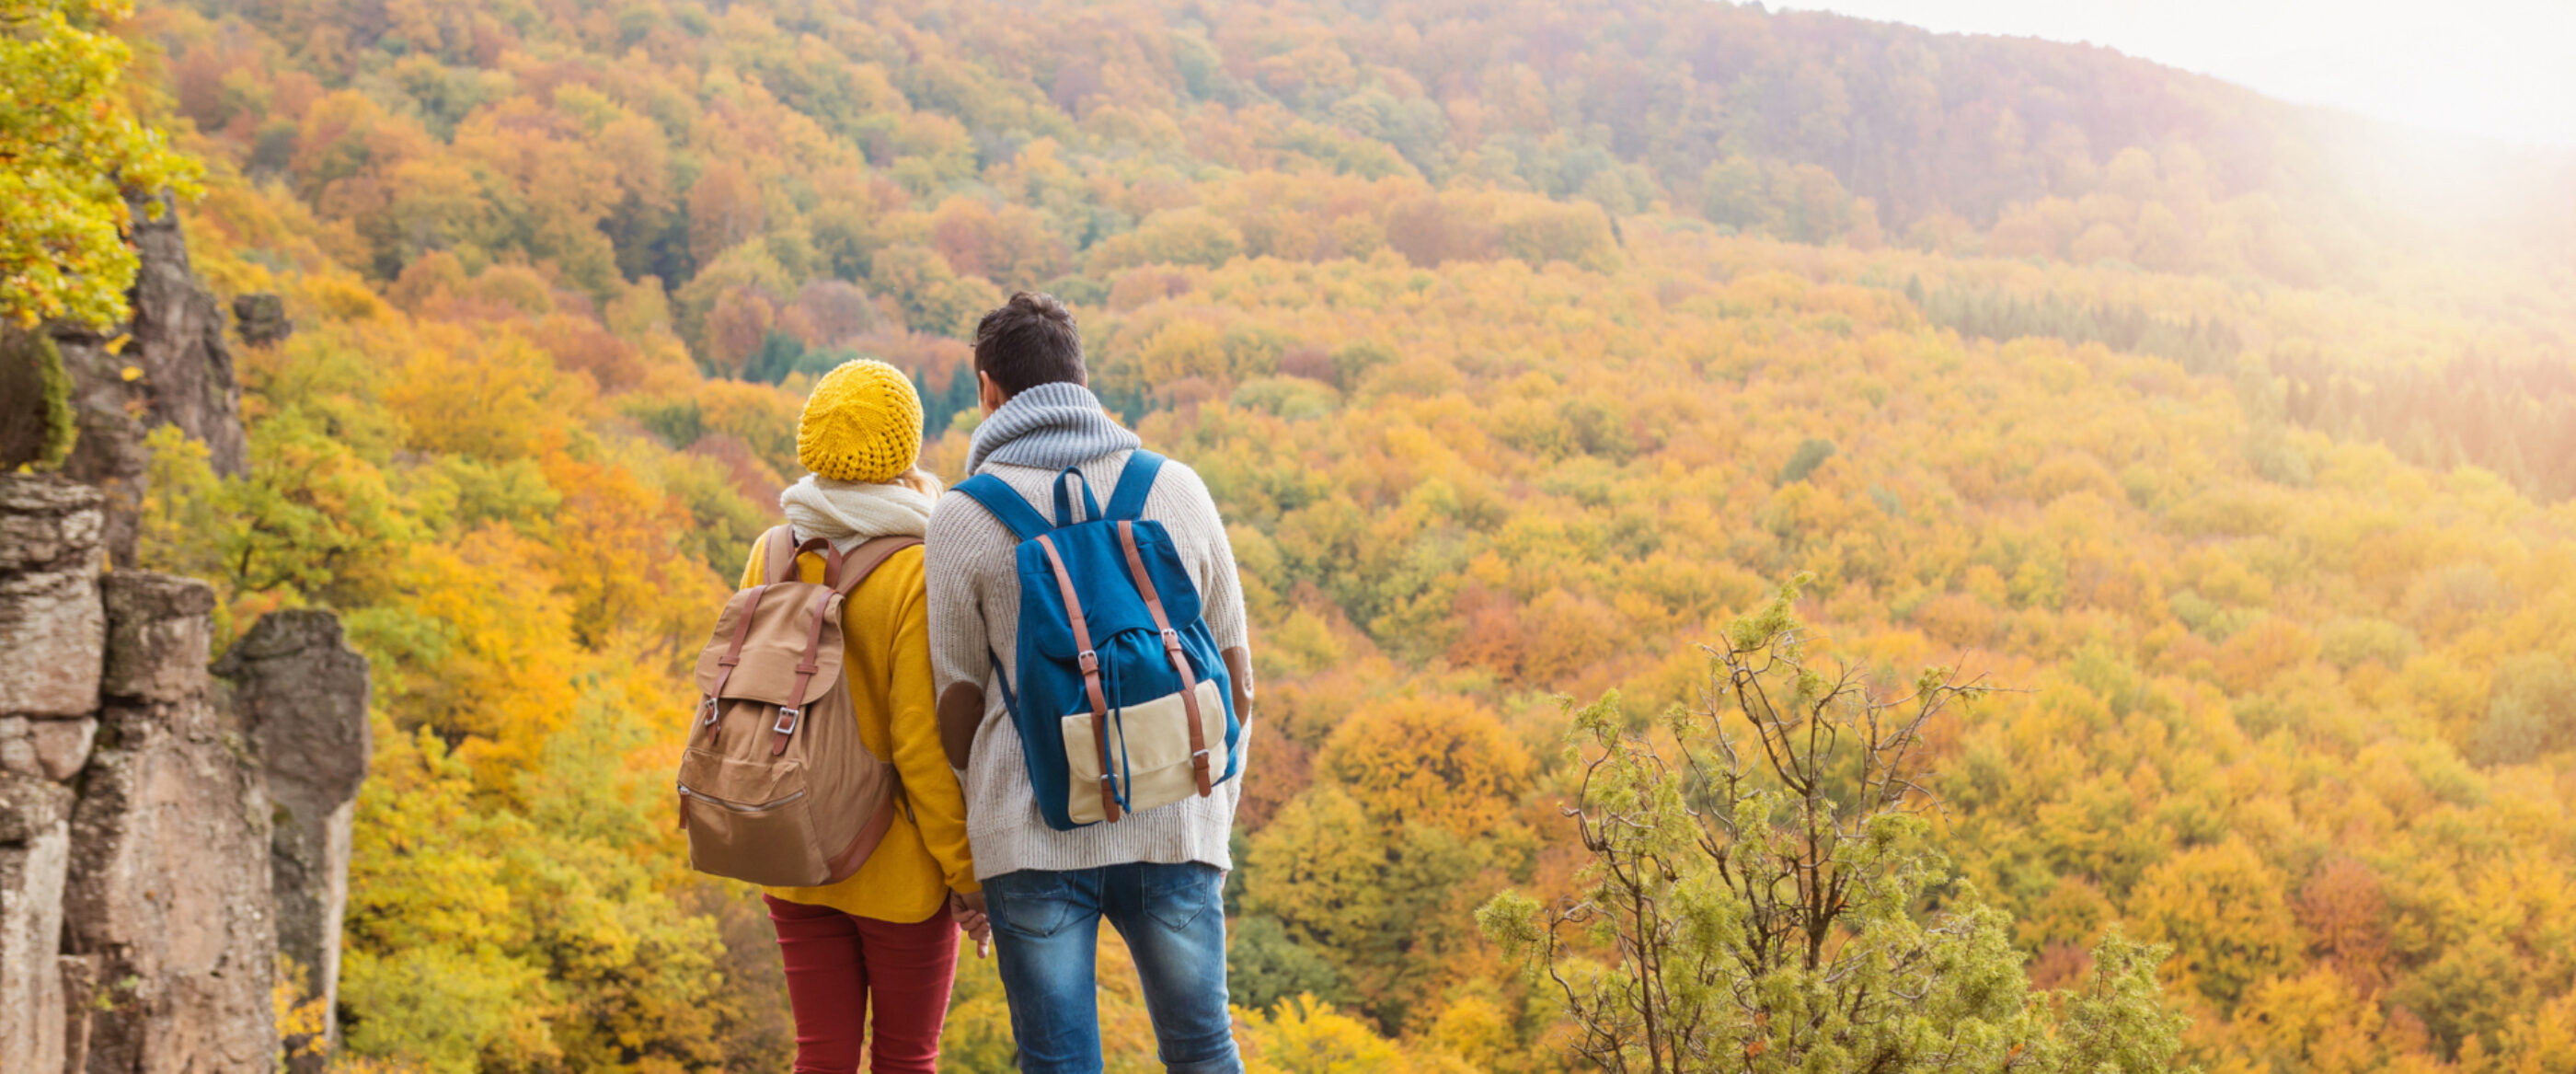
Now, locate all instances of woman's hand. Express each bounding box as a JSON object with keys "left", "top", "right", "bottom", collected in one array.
[{"left": 949, "top": 890, "right": 991, "bottom": 956}]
